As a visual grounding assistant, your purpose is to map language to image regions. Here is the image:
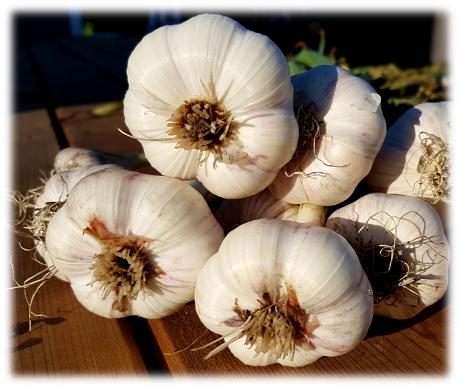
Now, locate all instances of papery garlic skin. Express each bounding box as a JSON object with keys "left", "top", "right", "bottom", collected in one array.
[
  {"left": 33, "top": 164, "right": 121, "bottom": 282},
  {"left": 46, "top": 169, "right": 224, "bottom": 319},
  {"left": 124, "top": 13, "right": 298, "bottom": 199},
  {"left": 367, "top": 102, "right": 450, "bottom": 226},
  {"left": 53, "top": 147, "right": 107, "bottom": 173},
  {"left": 326, "top": 193, "right": 449, "bottom": 320},
  {"left": 195, "top": 219, "right": 373, "bottom": 367},
  {"left": 215, "top": 189, "right": 326, "bottom": 233},
  {"left": 269, "top": 65, "right": 386, "bottom": 206},
  {"left": 53, "top": 147, "right": 143, "bottom": 173}
]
